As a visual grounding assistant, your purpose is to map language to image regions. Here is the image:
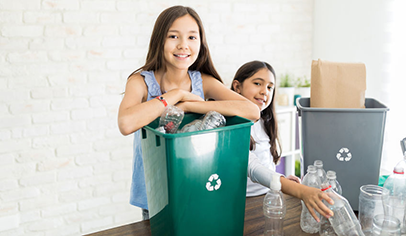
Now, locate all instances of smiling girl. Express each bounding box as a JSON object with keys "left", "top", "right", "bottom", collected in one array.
[
  {"left": 231, "top": 60, "right": 334, "bottom": 222},
  {"left": 118, "top": 6, "right": 259, "bottom": 219}
]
